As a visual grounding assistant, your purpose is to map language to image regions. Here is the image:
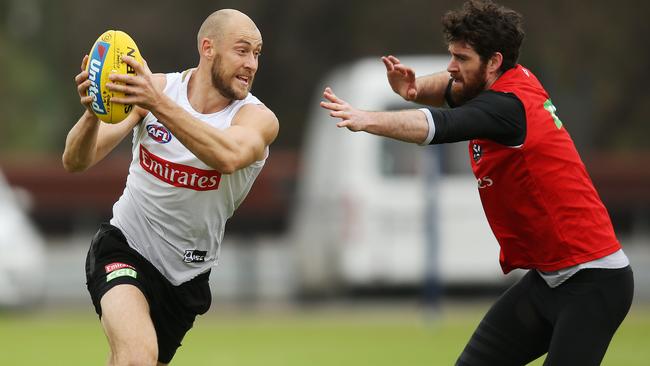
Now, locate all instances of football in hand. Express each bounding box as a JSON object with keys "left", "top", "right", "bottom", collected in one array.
[{"left": 86, "top": 30, "right": 142, "bottom": 124}]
